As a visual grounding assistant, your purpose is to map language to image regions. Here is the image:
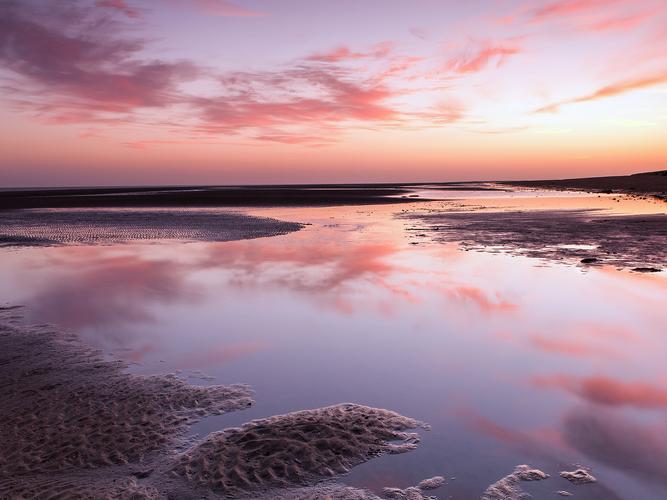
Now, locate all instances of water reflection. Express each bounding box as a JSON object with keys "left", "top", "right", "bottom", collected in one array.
[
  {"left": 27, "top": 249, "right": 198, "bottom": 332},
  {"left": 0, "top": 197, "right": 665, "bottom": 499},
  {"left": 534, "top": 374, "right": 667, "bottom": 409},
  {"left": 562, "top": 407, "right": 667, "bottom": 488},
  {"left": 457, "top": 405, "right": 567, "bottom": 460}
]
